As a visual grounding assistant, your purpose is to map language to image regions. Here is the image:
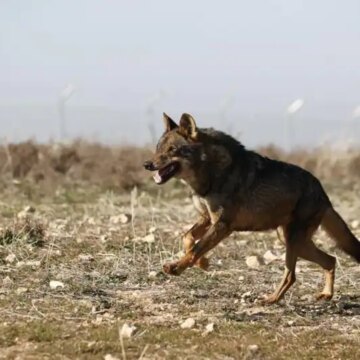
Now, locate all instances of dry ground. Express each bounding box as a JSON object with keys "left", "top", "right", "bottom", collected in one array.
[{"left": 0, "top": 143, "right": 360, "bottom": 359}]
